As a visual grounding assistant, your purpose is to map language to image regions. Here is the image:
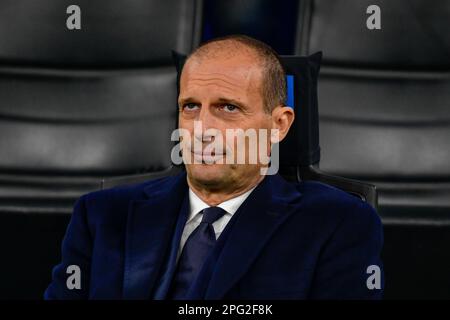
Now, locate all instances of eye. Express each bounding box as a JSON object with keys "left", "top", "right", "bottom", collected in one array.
[
  {"left": 221, "top": 104, "right": 239, "bottom": 113},
  {"left": 182, "top": 103, "right": 200, "bottom": 111}
]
